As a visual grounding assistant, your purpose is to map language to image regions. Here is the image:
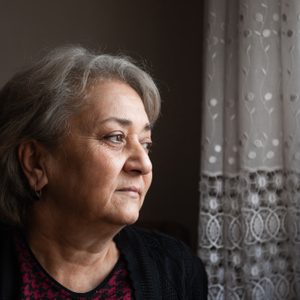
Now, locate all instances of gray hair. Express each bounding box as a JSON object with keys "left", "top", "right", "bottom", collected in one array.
[{"left": 0, "top": 46, "right": 161, "bottom": 226}]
